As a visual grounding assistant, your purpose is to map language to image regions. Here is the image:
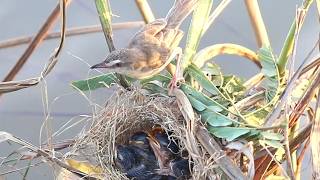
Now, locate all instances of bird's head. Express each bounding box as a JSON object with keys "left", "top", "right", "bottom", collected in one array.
[{"left": 90, "top": 49, "right": 132, "bottom": 74}]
